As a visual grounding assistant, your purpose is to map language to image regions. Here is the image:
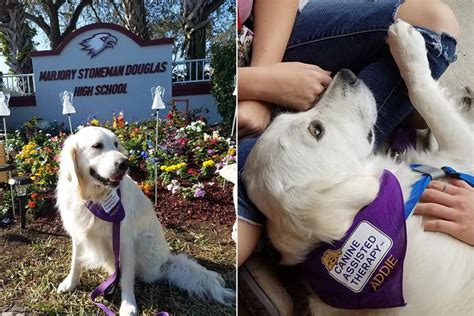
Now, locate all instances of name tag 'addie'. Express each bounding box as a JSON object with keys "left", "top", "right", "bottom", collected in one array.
[{"left": 101, "top": 189, "right": 120, "bottom": 214}]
